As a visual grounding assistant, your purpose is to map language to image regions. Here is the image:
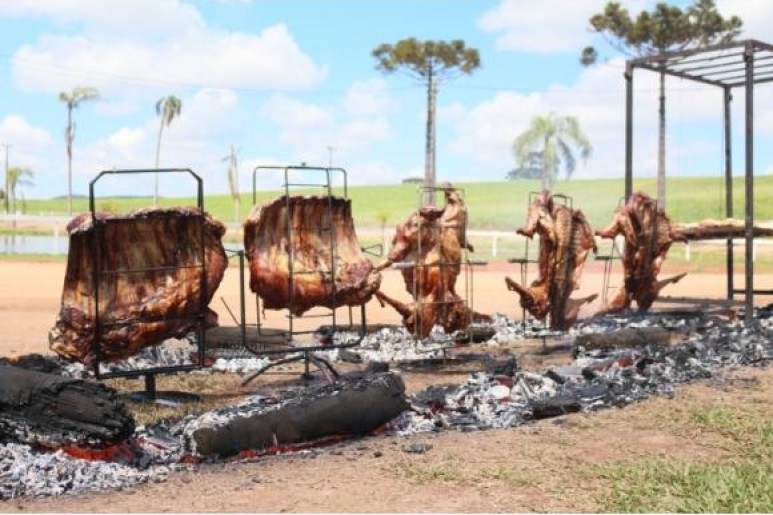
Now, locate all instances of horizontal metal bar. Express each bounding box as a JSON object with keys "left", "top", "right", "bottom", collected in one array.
[
  {"left": 96, "top": 362, "right": 201, "bottom": 380},
  {"left": 731, "top": 289, "right": 773, "bottom": 295},
  {"left": 98, "top": 263, "right": 202, "bottom": 276}
]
